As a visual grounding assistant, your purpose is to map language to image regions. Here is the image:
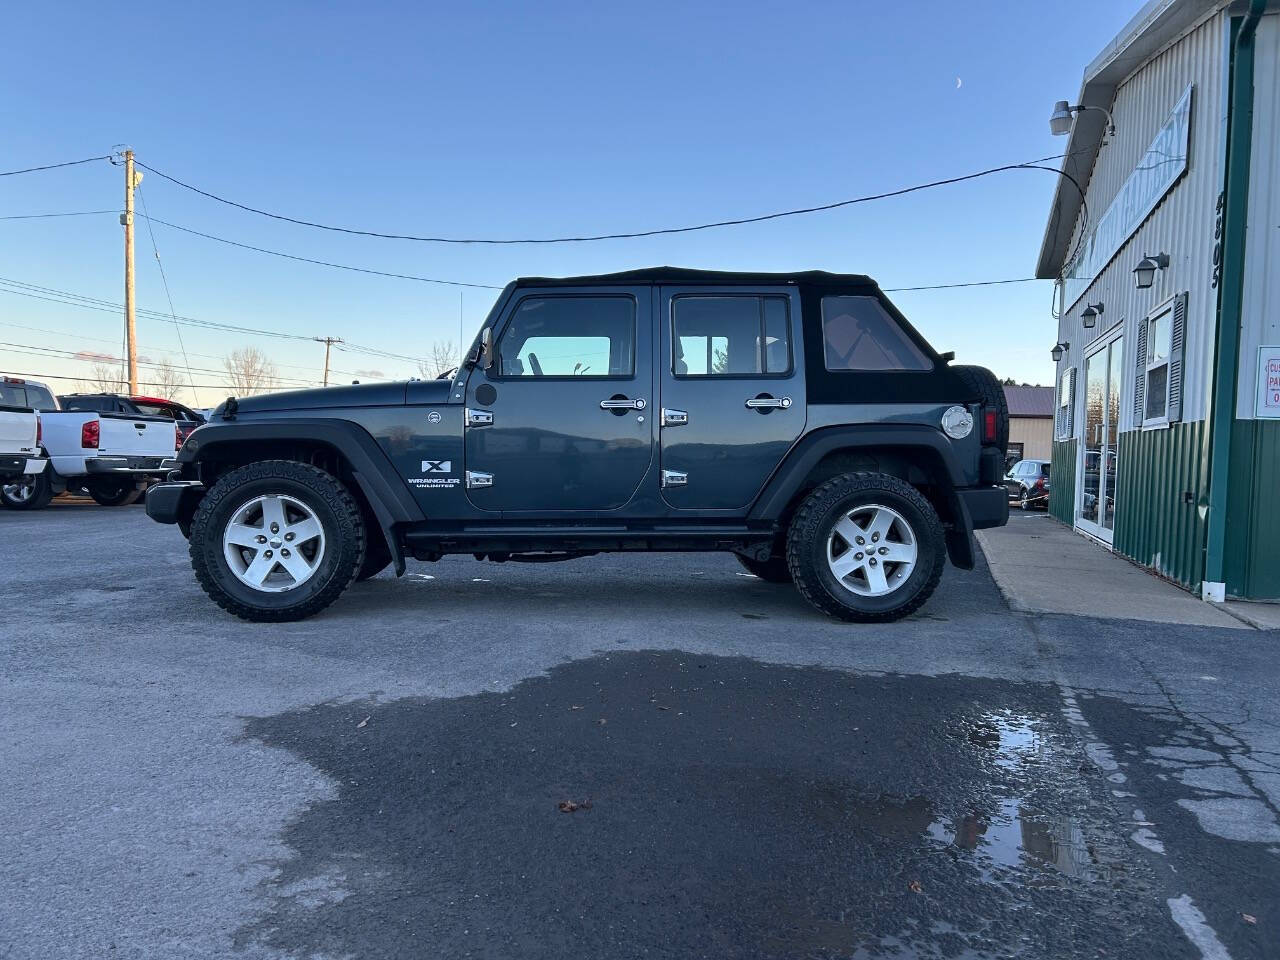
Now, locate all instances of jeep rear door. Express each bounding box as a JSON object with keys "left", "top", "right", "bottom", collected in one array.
[
  {"left": 463, "top": 286, "right": 655, "bottom": 513},
  {"left": 658, "top": 286, "right": 806, "bottom": 511}
]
